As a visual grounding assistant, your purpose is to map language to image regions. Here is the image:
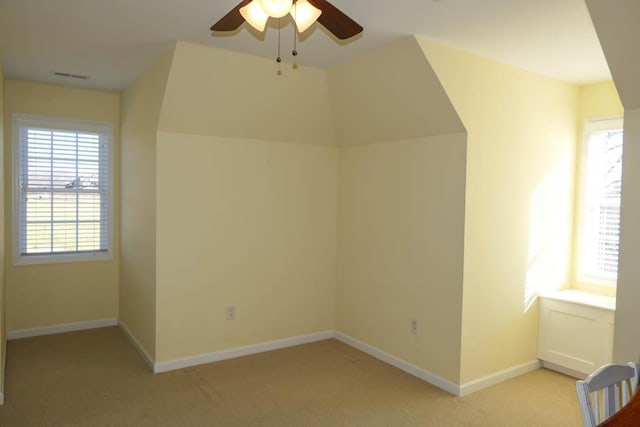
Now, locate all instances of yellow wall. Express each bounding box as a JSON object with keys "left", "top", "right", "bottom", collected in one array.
[
  {"left": 3, "top": 80, "right": 120, "bottom": 331},
  {"left": 579, "top": 81, "right": 624, "bottom": 120},
  {"left": 156, "top": 133, "right": 337, "bottom": 361},
  {"left": 328, "top": 37, "right": 466, "bottom": 383},
  {"left": 154, "top": 43, "right": 337, "bottom": 362},
  {"left": 615, "top": 108, "right": 640, "bottom": 363},
  {"left": 572, "top": 81, "right": 623, "bottom": 295},
  {"left": 119, "top": 47, "right": 175, "bottom": 360},
  {"left": 336, "top": 134, "right": 467, "bottom": 383},
  {"left": 159, "top": 42, "right": 335, "bottom": 146},
  {"left": 419, "top": 38, "right": 579, "bottom": 383},
  {"left": 586, "top": 0, "right": 640, "bottom": 366},
  {"left": 0, "top": 59, "right": 6, "bottom": 398},
  {"left": 328, "top": 38, "right": 464, "bottom": 146}
]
